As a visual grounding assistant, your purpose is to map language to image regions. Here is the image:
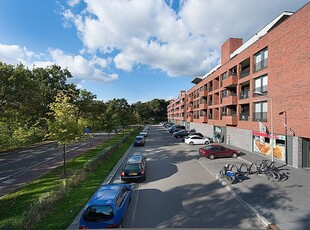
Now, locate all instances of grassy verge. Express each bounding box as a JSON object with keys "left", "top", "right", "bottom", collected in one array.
[{"left": 0, "top": 128, "right": 140, "bottom": 230}]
